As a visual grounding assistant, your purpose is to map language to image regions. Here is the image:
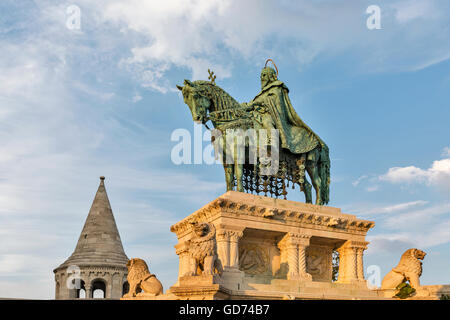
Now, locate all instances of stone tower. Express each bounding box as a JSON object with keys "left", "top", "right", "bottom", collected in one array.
[{"left": 53, "top": 177, "right": 129, "bottom": 299}]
